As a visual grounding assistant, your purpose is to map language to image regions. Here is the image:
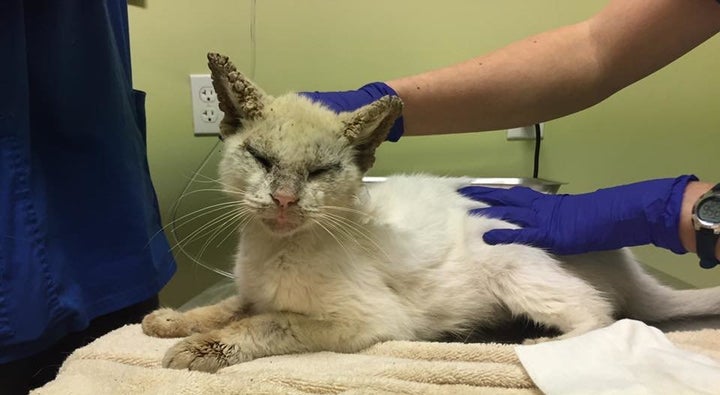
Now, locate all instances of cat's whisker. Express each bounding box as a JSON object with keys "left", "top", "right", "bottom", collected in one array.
[
  {"left": 193, "top": 173, "right": 247, "bottom": 194},
  {"left": 461, "top": 327, "right": 477, "bottom": 344},
  {"left": 170, "top": 206, "right": 247, "bottom": 252},
  {"left": 197, "top": 209, "right": 254, "bottom": 258},
  {"left": 168, "top": 201, "right": 242, "bottom": 228},
  {"left": 184, "top": 178, "right": 219, "bottom": 184},
  {"left": 316, "top": 212, "right": 390, "bottom": 261},
  {"left": 234, "top": 207, "right": 258, "bottom": 231},
  {"left": 315, "top": 214, "right": 370, "bottom": 253},
  {"left": 196, "top": 212, "right": 242, "bottom": 257},
  {"left": 179, "top": 168, "right": 237, "bottom": 192},
  {"left": 180, "top": 206, "right": 249, "bottom": 245},
  {"left": 146, "top": 201, "right": 242, "bottom": 249},
  {"left": 179, "top": 188, "right": 243, "bottom": 199},
  {"left": 215, "top": 212, "right": 256, "bottom": 248},
  {"left": 316, "top": 207, "right": 386, "bottom": 256},
  {"left": 190, "top": 173, "right": 223, "bottom": 184},
  {"left": 310, "top": 219, "right": 355, "bottom": 263},
  {"left": 166, "top": 204, "right": 244, "bottom": 243},
  {"left": 319, "top": 211, "right": 374, "bottom": 237},
  {"left": 170, "top": 213, "right": 239, "bottom": 253},
  {"left": 313, "top": 215, "right": 385, "bottom": 265},
  {"left": 182, "top": 170, "right": 247, "bottom": 196},
  {"left": 314, "top": 215, "right": 359, "bottom": 248},
  {"left": 320, "top": 205, "right": 372, "bottom": 218}
]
